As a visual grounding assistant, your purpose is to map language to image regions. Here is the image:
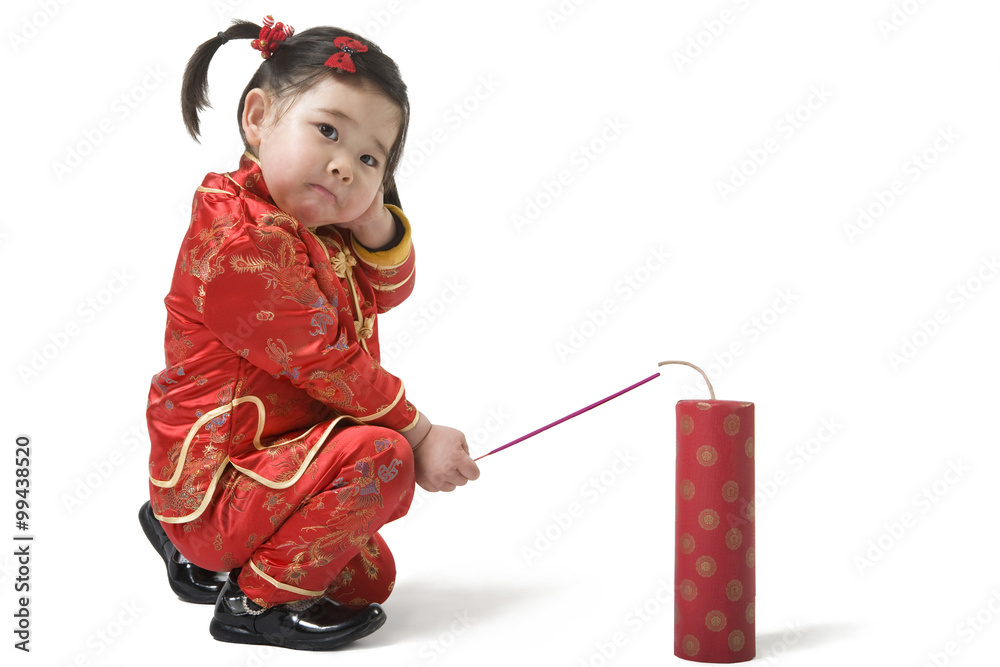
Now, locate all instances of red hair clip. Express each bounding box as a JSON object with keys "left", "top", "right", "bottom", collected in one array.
[
  {"left": 251, "top": 15, "right": 294, "bottom": 59},
  {"left": 324, "top": 36, "right": 369, "bottom": 73}
]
